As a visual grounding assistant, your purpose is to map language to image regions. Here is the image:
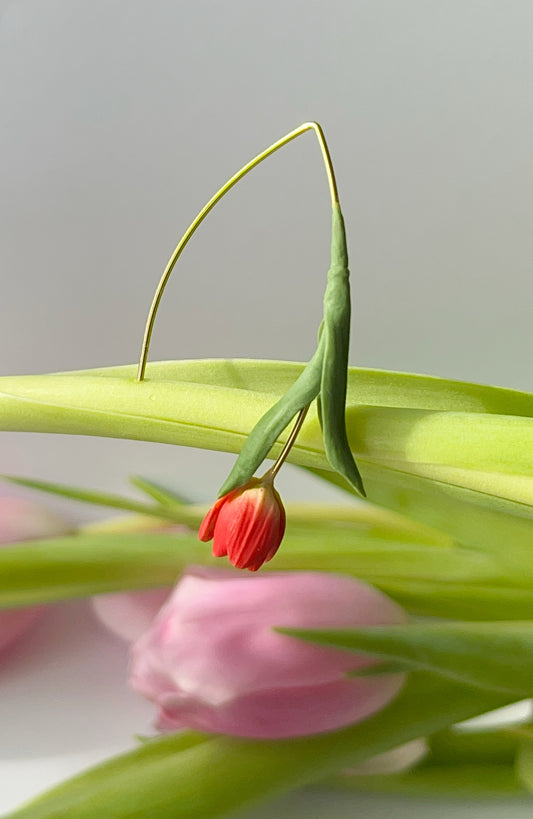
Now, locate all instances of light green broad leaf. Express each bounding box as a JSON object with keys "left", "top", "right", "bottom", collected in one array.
[
  {"left": 4, "top": 673, "right": 514, "bottom": 819},
  {"left": 0, "top": 359, "right": 531, "bottom": 567},
  {"left": 282, "top": 621, "right": 533, "bottom": 696},
  {"left": 65, "top": 359, "right": 533, "bottom": 416},
  {"left": 0, "top": 362, "right": 531, "bottom": 506},
  {"left": 310, "top": 463, "right": 533, "bottom": 578}
]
